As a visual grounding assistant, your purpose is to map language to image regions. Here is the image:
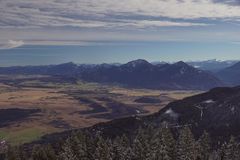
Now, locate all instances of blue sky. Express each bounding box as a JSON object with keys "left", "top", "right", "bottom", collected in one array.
[{"left": 0, "top": 0, "right": 240, "bottom": 65}]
